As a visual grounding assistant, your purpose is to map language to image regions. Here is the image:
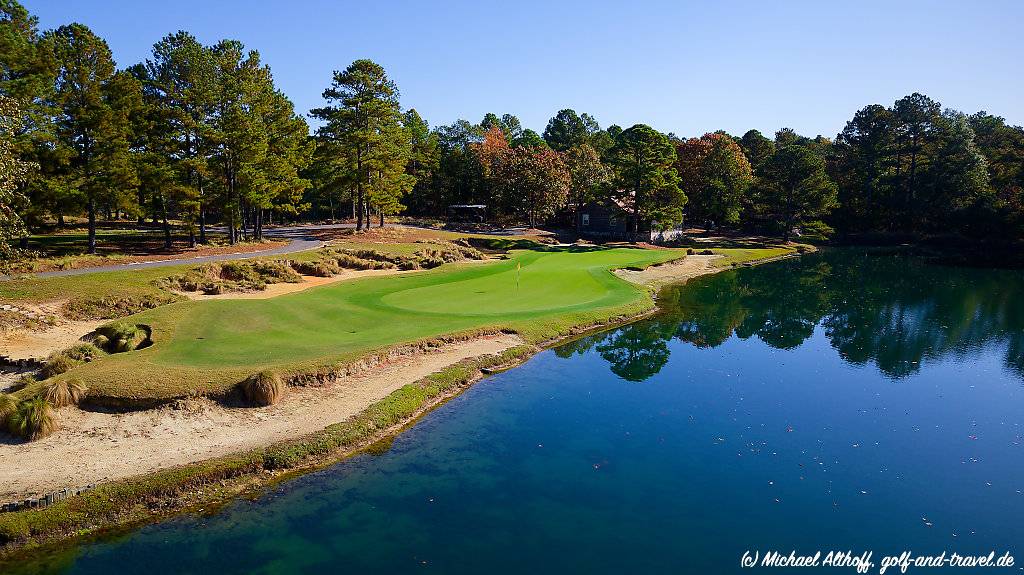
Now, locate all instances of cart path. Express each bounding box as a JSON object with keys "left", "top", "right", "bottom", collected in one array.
[{"left": 3, "top": 223, "right": 402, "bottom": 279}]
